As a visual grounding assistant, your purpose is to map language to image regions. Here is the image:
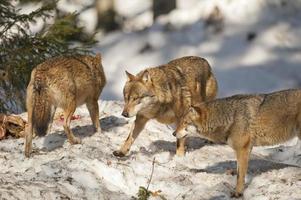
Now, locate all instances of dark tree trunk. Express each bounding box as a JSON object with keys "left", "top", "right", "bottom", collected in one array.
[
  {"left": 95, "top": 0, "right": 119, "bottom": 32},
  {"left": 153, "top": 0, "right": 176, "bottom": 20}
]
